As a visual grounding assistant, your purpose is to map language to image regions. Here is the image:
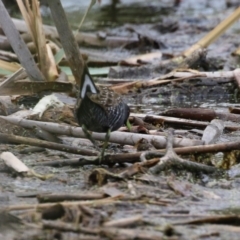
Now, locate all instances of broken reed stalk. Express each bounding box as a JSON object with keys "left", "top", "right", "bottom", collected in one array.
[
  {"left": 0, "top": 67, "right": 24, "bottom": 89},
  {"left": 16, "top": 0, "right": 58, "bottom": 81},
  {"left": 76, "top": 0, "right": 97, "bottom": 32},
  {"left": 0, "top": 0, "right": 45, "bottom": 81},
  {"left": 37, "top": 193, "right": 105, "bottom": 203},
  {"left": 47, "top": 0, "right": 84, "bottom": 87},
  {"left": 103, "top": 215, "right": 142, "bottom": 227},
  {"left": 0, "top": 116, "right": 203, "bottom": 148},
  {"left": 111, "top": 68, "right": 239, "bottom": 95},
  {"left": 183, "top": 6, "right": 240, "bottom": 57},
  {"left": 6, "top": 196, "right": 122, "bottom": 211},
  {"left": 0, "top": 59, "right": 20, "bottom": 73},
  {"left": 0, "top": 132, "right": 97, "bottom": 156}
]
